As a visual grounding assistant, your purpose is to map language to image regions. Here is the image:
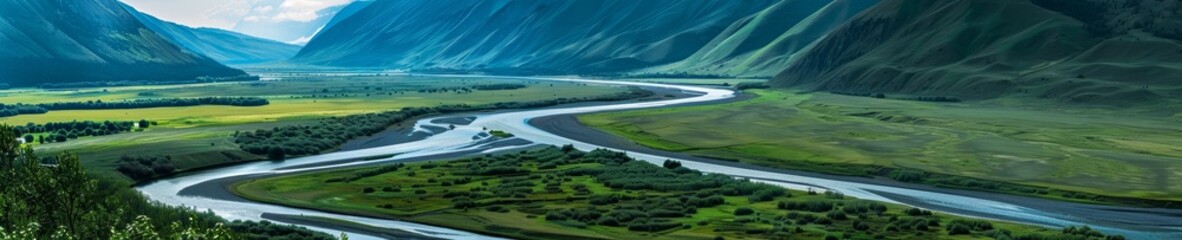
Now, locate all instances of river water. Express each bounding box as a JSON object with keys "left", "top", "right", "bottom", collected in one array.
[{"left": 138, "top": 75, "right": 1181, "bottom": 239}]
